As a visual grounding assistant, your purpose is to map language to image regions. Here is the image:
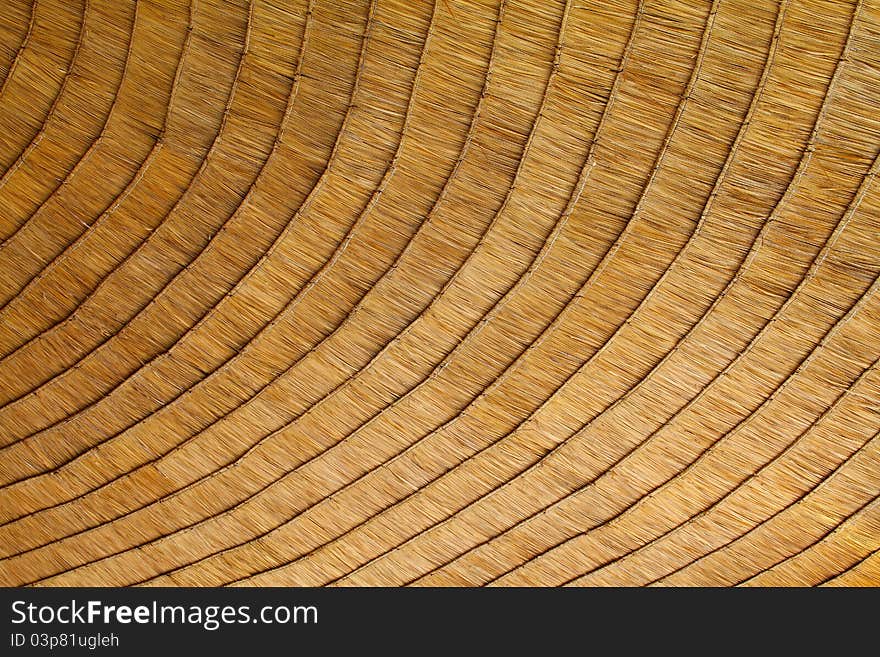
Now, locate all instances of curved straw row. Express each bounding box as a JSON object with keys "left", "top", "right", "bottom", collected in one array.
[{"left": 0, "top": 0, "right": 878, "bottom": 586}]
